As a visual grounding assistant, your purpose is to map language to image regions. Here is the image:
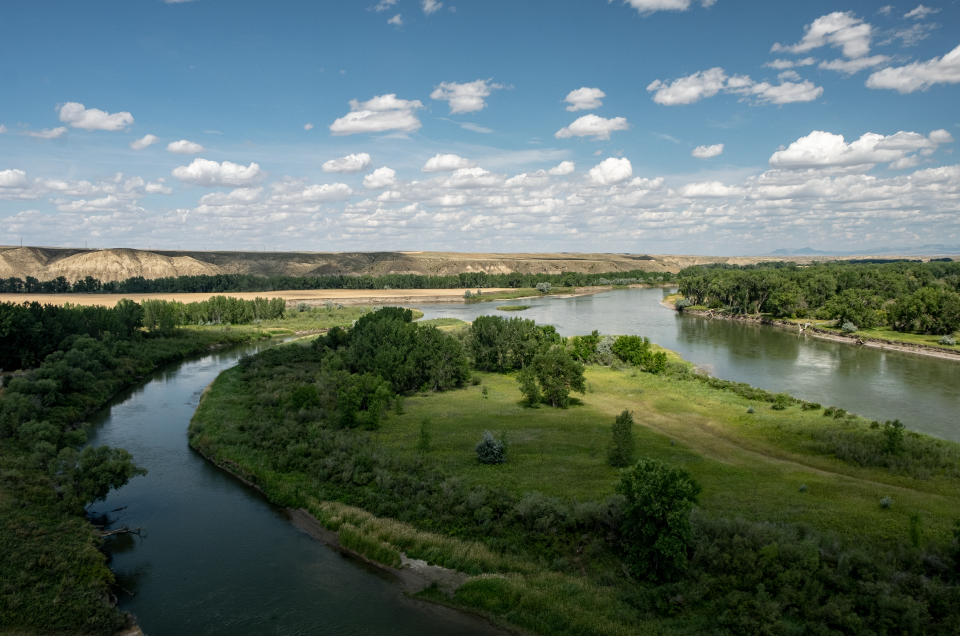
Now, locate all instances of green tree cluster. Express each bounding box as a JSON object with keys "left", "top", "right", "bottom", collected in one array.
[
  {"left": 611, "top": 335, "right": 668, "bottom": 373},
  {"left": 141, "top": 295, "right": 285, "bottom": 330},
  {"left": 517, "top": 347, "right": 586, "bottom": 408},
  {"left": 468, "top": 315, "right": 561, "bottom": 372}
]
